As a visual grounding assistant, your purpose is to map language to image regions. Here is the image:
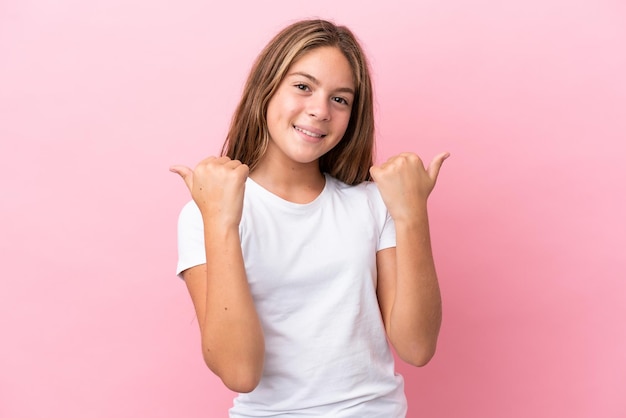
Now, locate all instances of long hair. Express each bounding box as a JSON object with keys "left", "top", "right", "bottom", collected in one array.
[{"left": 221, "top": 19, "right": 375, "bottom": 185}]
